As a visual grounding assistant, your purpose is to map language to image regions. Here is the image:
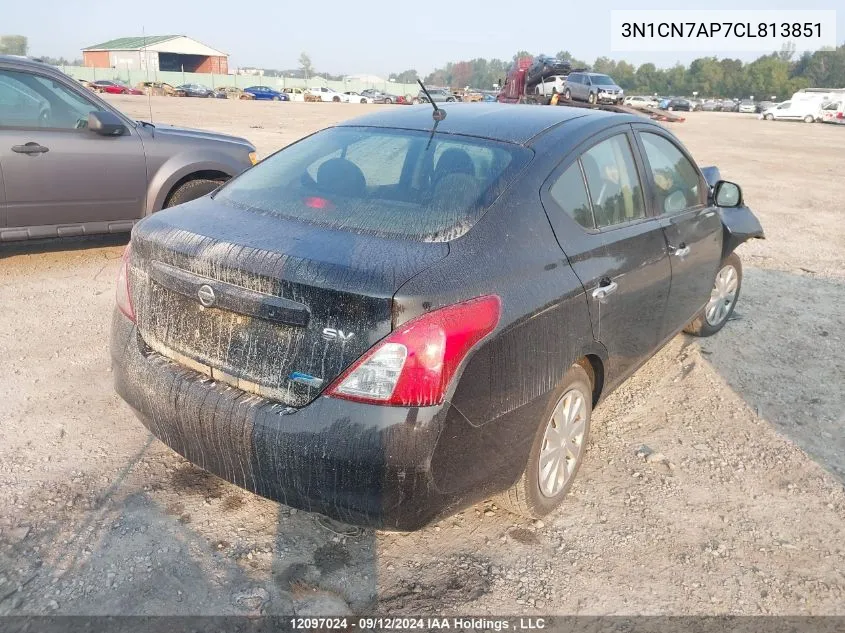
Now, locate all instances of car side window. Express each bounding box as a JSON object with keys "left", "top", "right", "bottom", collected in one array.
[
  {"left": 639, "top": 132, "right": 705, "bottom": 215},
  {"left": 580, "top": 135, "right": 646, "bottom": 228},
  {"left": 0, "top": 70, "right": 51, "bottom": 128},
  {"left": 549, "top": 162, "right": 594, "bottom": 229}
]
